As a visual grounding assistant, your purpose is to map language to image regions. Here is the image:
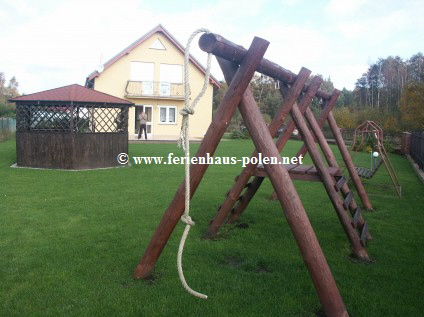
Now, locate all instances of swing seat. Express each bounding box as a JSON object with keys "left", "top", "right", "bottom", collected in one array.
[
  {"left": 355, "top": 167, "right": 374, "bottom": 179},
  {"left": 355, "top": 159, "right": 383, "bottom": 179}
]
